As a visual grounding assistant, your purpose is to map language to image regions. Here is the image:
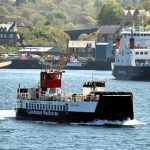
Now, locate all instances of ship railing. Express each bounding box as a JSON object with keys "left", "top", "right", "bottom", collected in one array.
[
  {"left": 17, "top": 92, "right": 28, "bottom": 99},
  {"left": 72, "top": 94, "right": 99, "bottom": 102},
  {"left": 84, "top": 94, "right": 99, "bottom": 101},
  {"left": 39, "top": 93, "right": 46, "bottom": 101},
  {"left": 36, "top": 93, "right": 100, "bottom": 102}
]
